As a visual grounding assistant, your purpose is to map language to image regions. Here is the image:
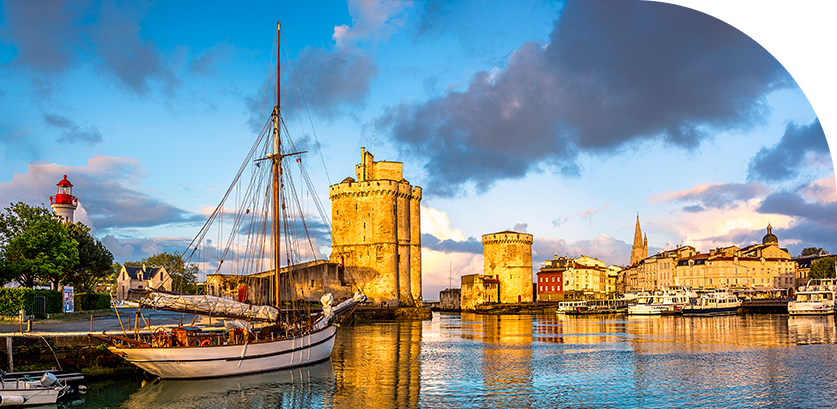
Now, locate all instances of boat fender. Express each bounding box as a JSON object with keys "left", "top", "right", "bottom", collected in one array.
[
  {"left": 200, "top": 339, "right": 211, "bottom": 347},
  {"left": 0, "top": 395, "right": 27, "bottom": 406}
]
